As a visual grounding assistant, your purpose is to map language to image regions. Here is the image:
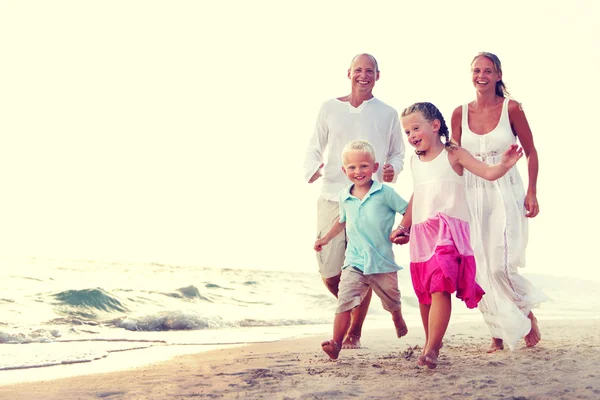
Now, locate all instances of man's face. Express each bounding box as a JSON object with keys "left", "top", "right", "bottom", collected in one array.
[{"left": 347, "top": 55, "right": 379, "bottom": 93}]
